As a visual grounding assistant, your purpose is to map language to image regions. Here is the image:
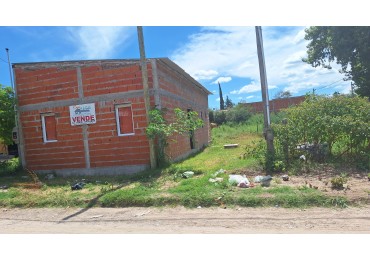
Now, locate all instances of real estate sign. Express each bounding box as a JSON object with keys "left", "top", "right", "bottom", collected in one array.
[{"left": 69, "top": 103, "right": 96, "bottom": 126}]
